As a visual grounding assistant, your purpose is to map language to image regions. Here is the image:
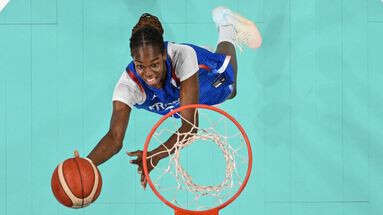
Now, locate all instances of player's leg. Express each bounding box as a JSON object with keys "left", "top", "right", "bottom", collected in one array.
[
  {"left": 212, "top": 6, "right": 262, "bottom": 50},
  {"left": 216, "top": 39, "right": 238, "bottom": 99},
  {"left": 212, "top": 6, "right": 262, "bottom": 99}
]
